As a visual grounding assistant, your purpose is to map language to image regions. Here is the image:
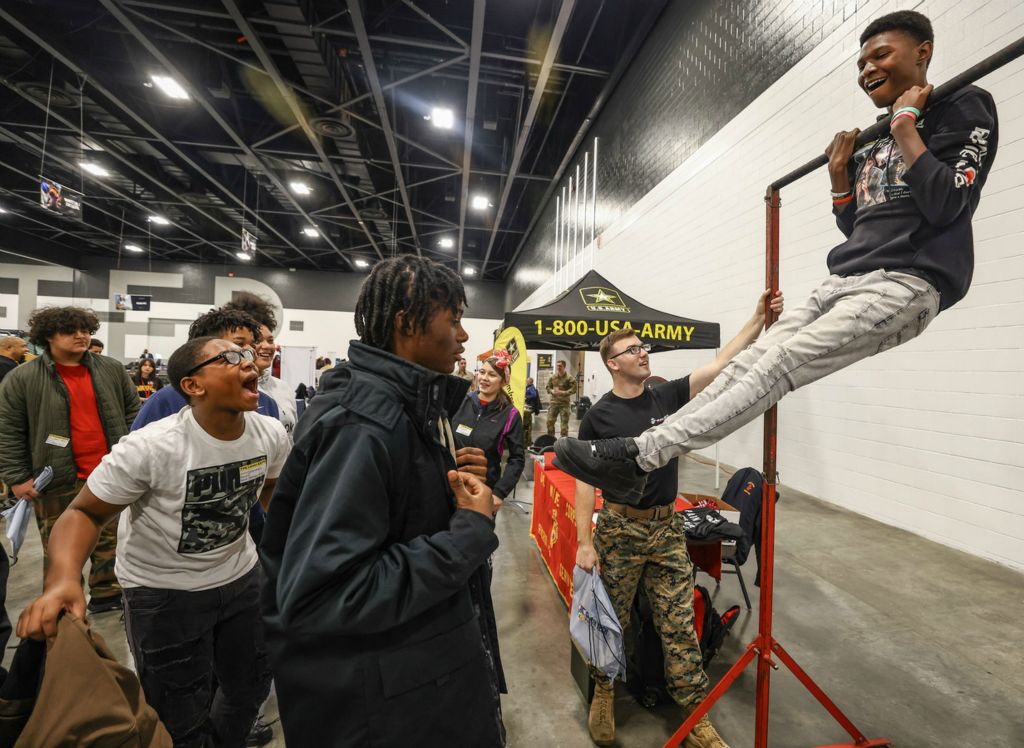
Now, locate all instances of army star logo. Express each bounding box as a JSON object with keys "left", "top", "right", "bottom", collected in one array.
[{"left": 580, "top": 286, "right": 630, "bottom": 313}]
